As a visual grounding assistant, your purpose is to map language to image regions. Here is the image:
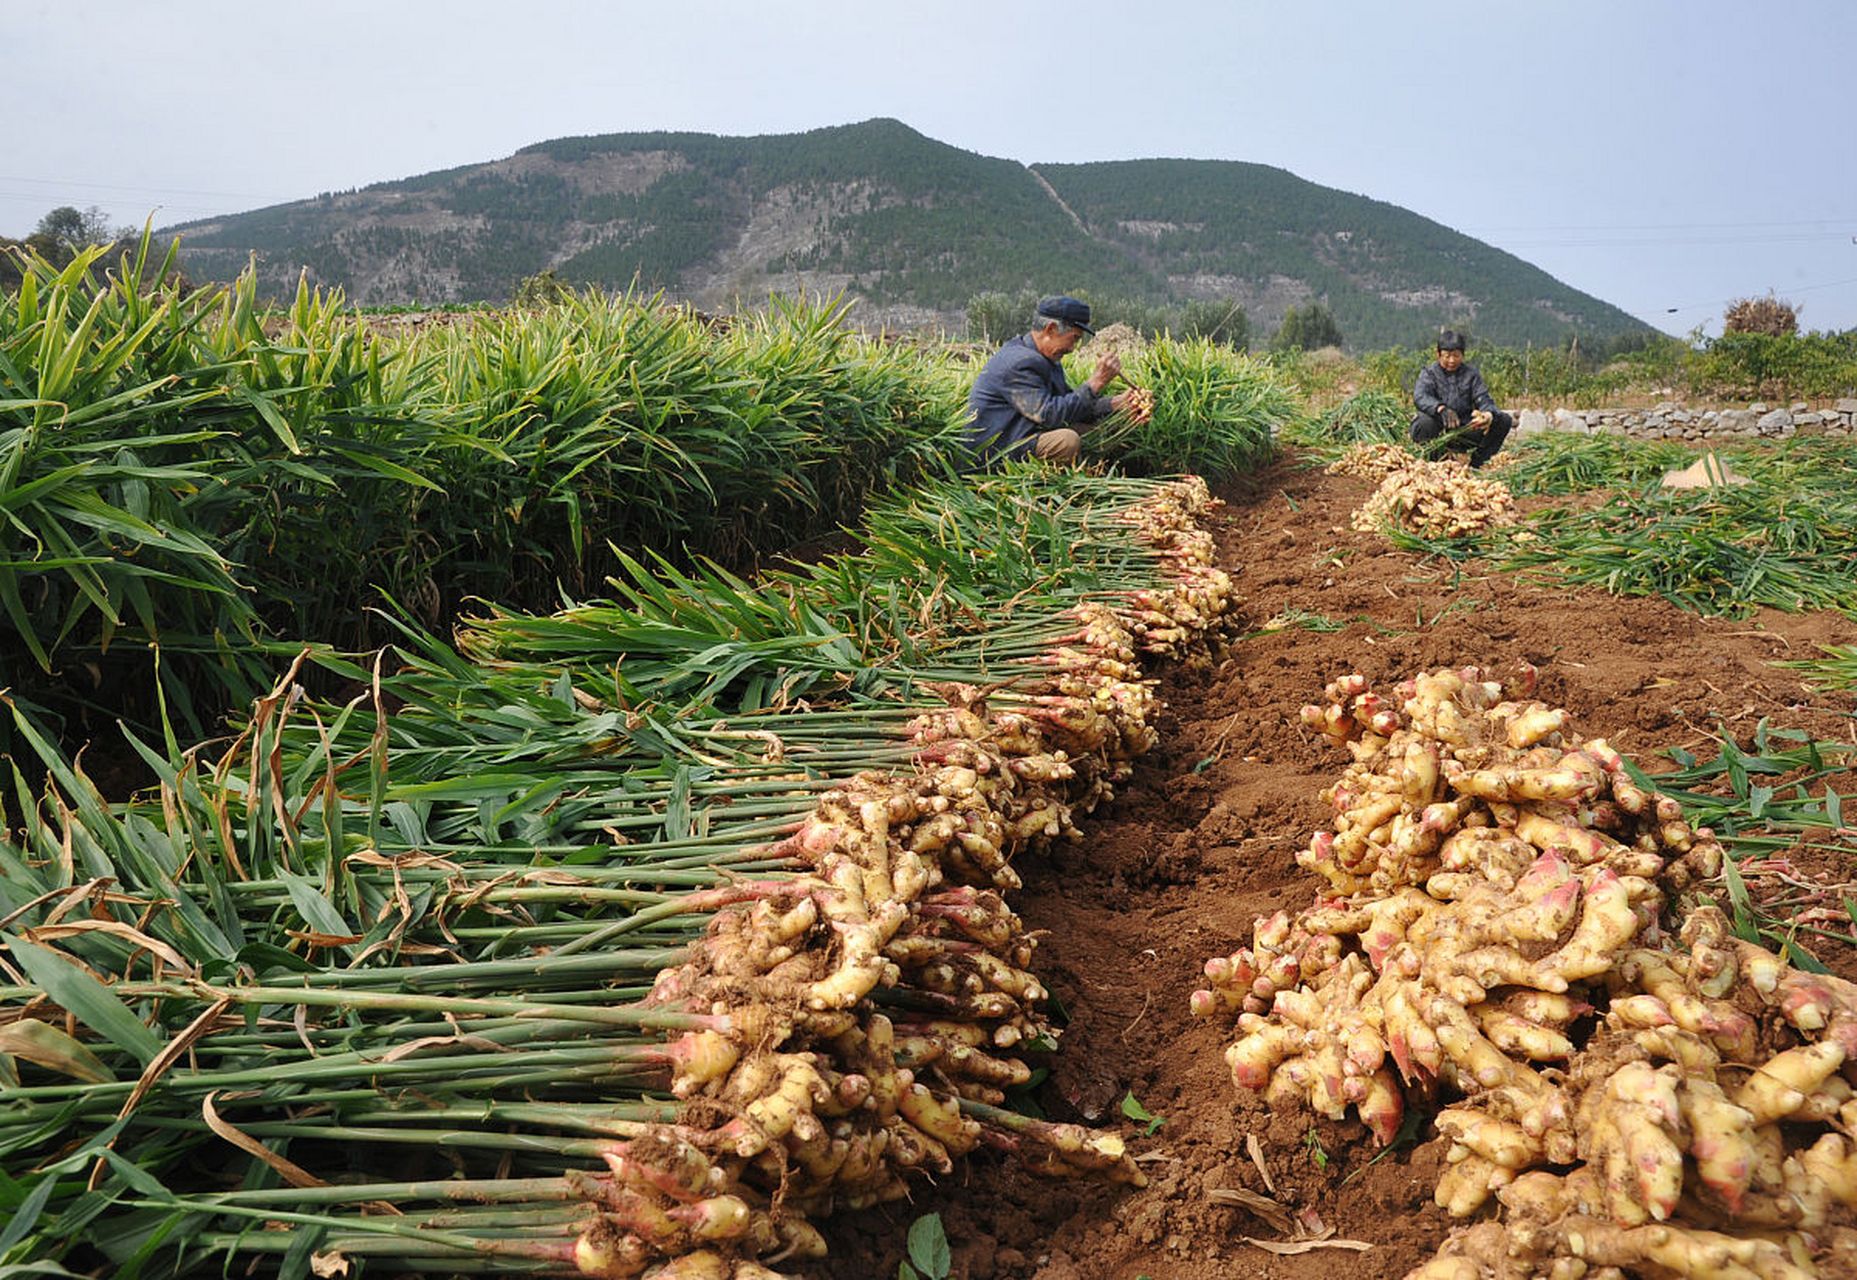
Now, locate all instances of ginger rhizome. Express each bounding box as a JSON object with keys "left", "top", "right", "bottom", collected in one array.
[
  {"left": 1195, "top": 664, "right": 1857, "bottom": 1277},
  {"left": 565, "top": 479, "right": 1228, "bottom": 1278},
  {"left": 1327, "top": 447, "right": 1520, "bottom": 539}
]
